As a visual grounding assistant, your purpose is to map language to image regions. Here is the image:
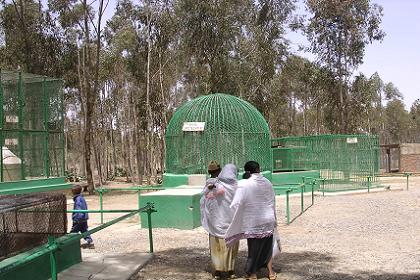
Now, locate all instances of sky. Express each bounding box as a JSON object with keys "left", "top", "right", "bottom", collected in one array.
[
  {"left": 286, "top": 0, "right": 420, "bottom": 109},
  {"left": 99, "top": 0, "right": 419, "bottom": 109}
]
